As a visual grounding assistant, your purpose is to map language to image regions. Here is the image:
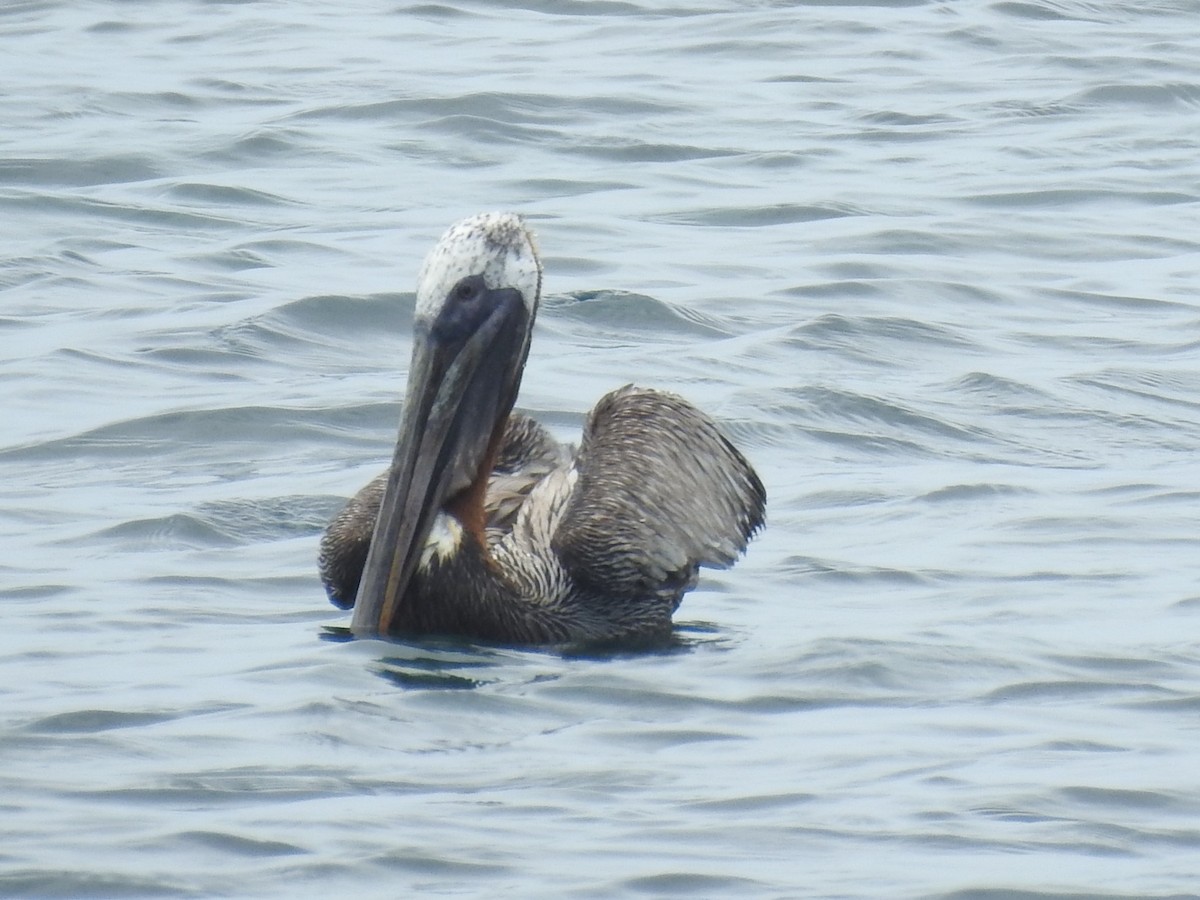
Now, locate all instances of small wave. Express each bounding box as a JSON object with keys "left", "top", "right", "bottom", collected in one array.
[
  {"left": 793, "top": 312, "right": 979, "bottom": 351},
  {"left": 2, "top": 192, "right": 246, "bottom": 230},
  {"left": 982, "top": 679, "right": 1171, "bottom": 703},
  {"left": 549, "top": 289, "right": 733, "bottom": 337},
  {"left": 619, "top": 873, "right": 768, "bottom": 894},
  {"left": 292, "top": 90, "right": 673, "bottom": 125},
  {"left": 1042, "top": 287, "right": 1197, "bottom": 314},
  {"left": 964, "top": 187, "right": 1198, "bottom": 209},
  {"left": 564, "top": 138, "right": 739, "bottom": 163},
  {"left": 422, "top": 113, "right": 553, "bottom": 145},
  {"left": 776, "top": 554, "right": 929, "bottom": 585},
  {"left": 1073, "top": 81, "right": 1200, "bottom": 108},
  {"left": 0, "top": 404, "right": 391, "bottom": 462},
  {"left": 0, "top": 154, "right": 161, "bottom": 188},
  {"left": 176, "top": 830, "right": 305, "bottom": 857},
  {"left": 858, "top": 110, "right": 964, "bottom": 128},
  {"left": 200, "top": 127, "right": 323, "bottom": 164},
  {"left": 655, "top": 202, "right": 863, "bottom": 228},
  {"left": 992, "top": 0, "right": 1115, "bottom": 22},
  {"left": 1073, "top": 368, "right": 1200, "bottom": 412},
  {"left": 83, "top": 496, "right": 333, "bottom": 550},
  {"left": 161, "top": 182, "right": 293, "bottom": 208},
  {"left": 0, "top": 871, "right": 192, "bottom": 898},
  {"left": 259, "top": 291, "right": 413, "bottom": 340},
  {"left": 949, "top": 372, "right": 1054, "bottom": 402},
  {"left": 21, "top": 709, "right": 176, "bottom": 735},
  {"left": 85, "top": 513, "right": 242, "bottom": 549},
  {"left": 790, "top": 385, "right": 996, "bottom": 445},
  {"left": 917, "top": 483, "right": 1035, "bottom": 502}
]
